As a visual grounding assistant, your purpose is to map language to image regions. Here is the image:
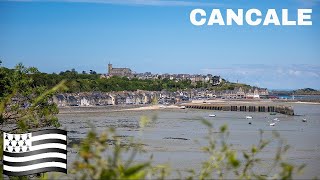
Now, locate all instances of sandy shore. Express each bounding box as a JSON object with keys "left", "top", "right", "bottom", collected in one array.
[
  {"left": 290, "top": 101, "right": 320, "bottom": 105},
  {"left": 58, "top": 104, "right": 182, "bottom": 114},
  {"left": 58, "top": 100, "right": 320, "bottom": 114},
  {"left": 121, "top": 105, "right": 181, "bottom": 111}
]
